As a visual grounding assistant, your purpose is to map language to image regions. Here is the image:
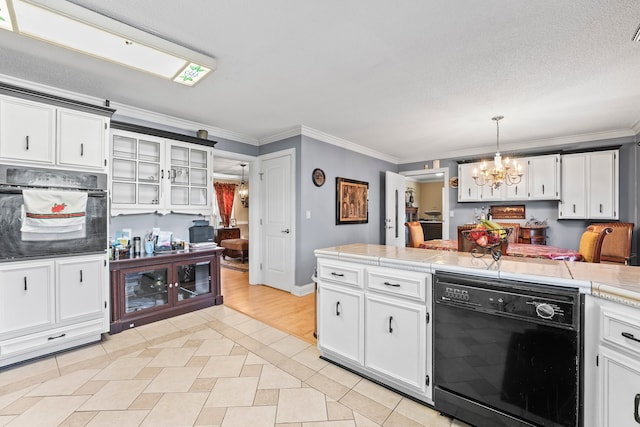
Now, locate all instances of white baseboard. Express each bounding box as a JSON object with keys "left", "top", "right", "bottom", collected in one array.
[{"left": 292, "top": 282, "right": 315, "bottom": 297}]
